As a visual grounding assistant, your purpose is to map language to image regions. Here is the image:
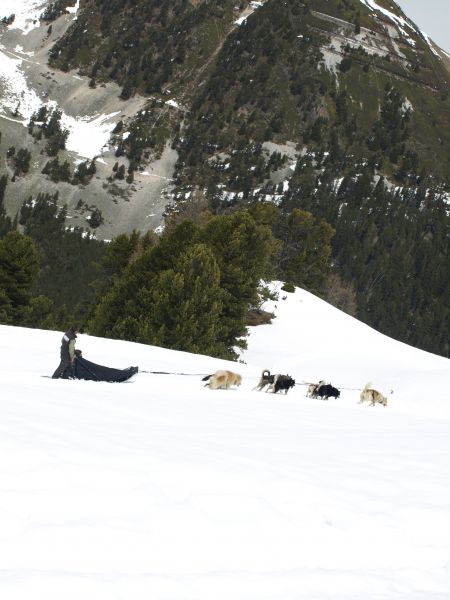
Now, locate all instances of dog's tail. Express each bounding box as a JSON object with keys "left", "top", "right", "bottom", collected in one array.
[
  {"left": 363, "top": 381, "right": 372, "bottom": 392},
  {"left": 262, "top": 369, "right": 271, "bottom": 377},
  {"left": 202, "top": 374, "right": 212, "bottom": 381}
]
